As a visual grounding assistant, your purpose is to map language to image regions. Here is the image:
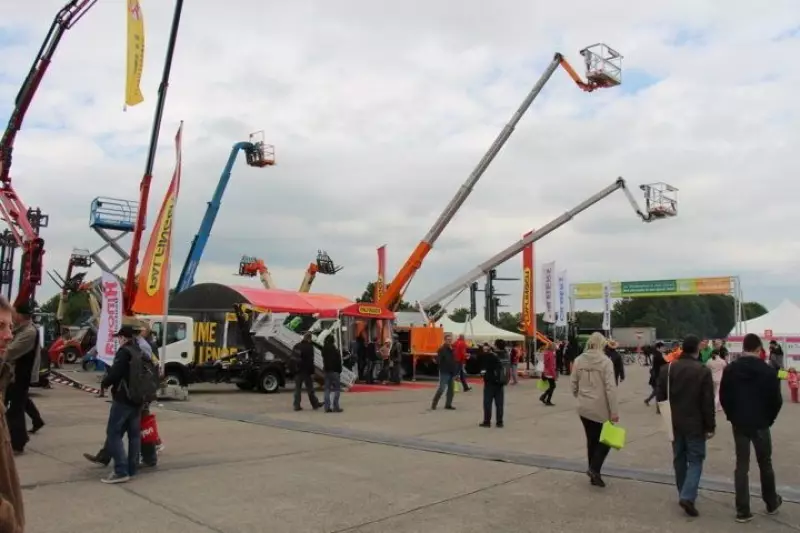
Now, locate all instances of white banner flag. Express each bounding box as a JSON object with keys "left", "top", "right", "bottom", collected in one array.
[
  {"left": 602, "top": 281, "right": 612, "bottom": 332},
  {"left": 556, "top": 270, "right": 567, "bottom": 327},
  {"left": 96, "top": 270, "right": 123, "bottom": 367},
  {"left": 542, "top": 262, "right": 555, "bottom": 323}
]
